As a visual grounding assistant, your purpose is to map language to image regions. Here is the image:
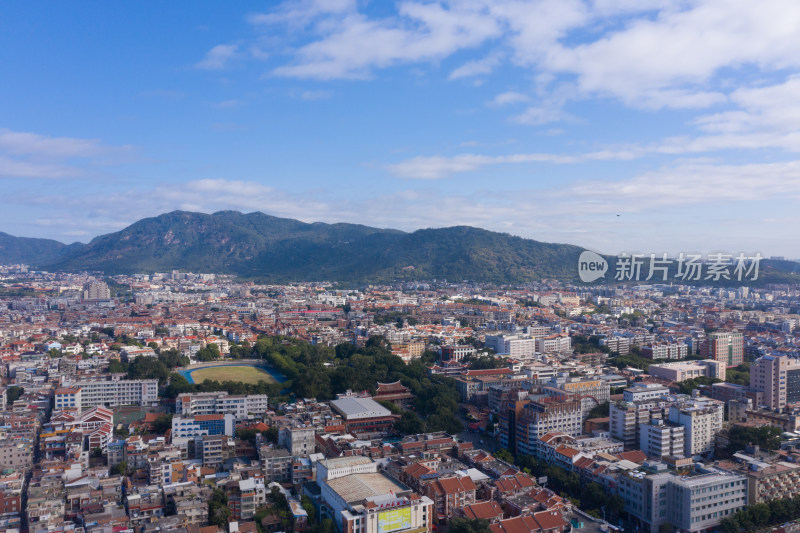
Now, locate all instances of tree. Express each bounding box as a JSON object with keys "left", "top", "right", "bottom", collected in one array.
[
  {"left": 6, "top": 386, "right": 23, "bottom": 405},
  {"left": 395, "top": 410, "right": 425, "bottom": 435},
  {"left": 726, "top": 425, "right": 782, "bottom": 455},
  {"left": 195, "top": 343, "right": 221, "bottom": 362},
  {"left": 494, "top": 448, "right": 515, "bottom": 463},
  {"left": 209, "top": 489, "right": 231, "bottom": 528},
  {"left": 91, "top": 447, "right": 103, "bottom": 458},
  {"left": 152, "top": 414, "right": 173, "bottom": 434},
  {"left": 110, "top": 461, "right": 128, "bottom": 476},
  {"left": 587, "top": 401, "right": 610, "bottom": 419},
  {"left": 108, "top": 359, "right": 128, "bottom": 374},
  {"left": 447, "top": 518, "right": 492, "bottom": 533},
  {"left": 301, "top": 495, "right": 318, "bottom": 525}
]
